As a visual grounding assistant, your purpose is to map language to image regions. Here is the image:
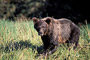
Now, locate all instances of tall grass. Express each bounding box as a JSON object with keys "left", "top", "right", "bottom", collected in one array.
[{"left": 0, "top": 19, "right": 90, "bottom": 60}]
